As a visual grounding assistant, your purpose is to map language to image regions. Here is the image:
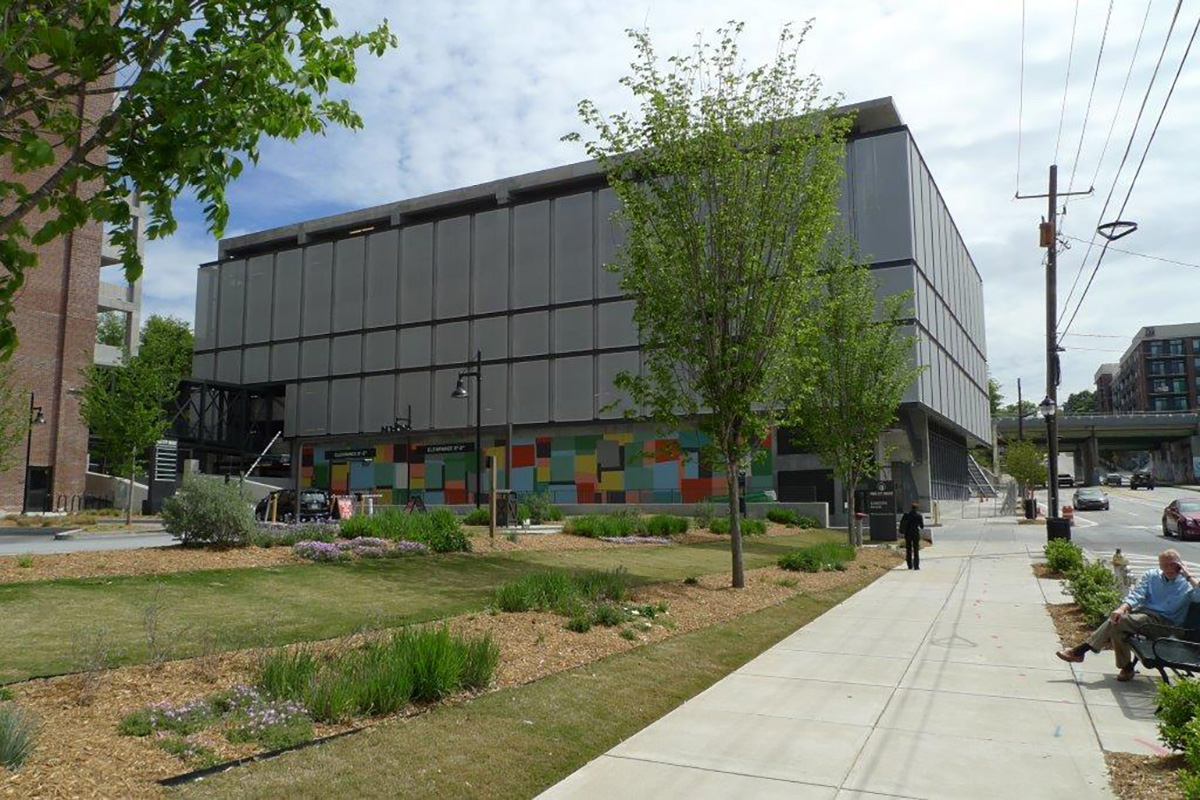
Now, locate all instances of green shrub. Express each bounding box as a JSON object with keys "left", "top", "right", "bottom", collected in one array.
[
  {"left": 644, "top": 515, "right": 689, "bottom": 536},
  {"left": 493, "top": 568, "right": 628, "bottom": 615},
  {"left": 1044, "top": 539, "right": 1084, "bottom": 574},
  {"left": 709, "top": 517, "right": 767, "bottom": 536},
  {"left": 0, "top": 704, "right": 37, "bottom": 770},
  {"left": 1067, "top": 562, "right": 1123, "bottom": 628},
  {"left": 1179, "top": 770, "right": 1200, "bottom": 800},
  {"left": 591, "top": 603, "right": 628, "bottom": 627},
  {"left": 778, "top": 550, "right": 821, "bottom": 572},
  {"left": 117, "top": 708, "right": 154, "bottom": 737},
  {"left": 565, "top": 514, "right": 644, "bottom": 538},
  {"left": 694, "top": 502, "right": 715, "bottom": 529},
  {"left": 778, "top": 542, "right": 857, "bottom": 573},
  {"left": 795, "top": 515, "right": 819, "bottom": 529},
  {"left": 338, "top": 508, "right": 471, "bottom": 553},
  {"left": 161, "top": 475, "right": 255, "bottom": 547},
  {"left": 248, "top": 523, "right": 339, "bottom": 548},
  {"left": 226, "top": 711, "right": 313, "bottom": 751},
  {"left": 1159, "top": 679, "right": 1200, "bottom": 751},
  {"left": 619, "top": 627, "right": 638, "bottom": 641},
  {"left": 683, "top": 576, "right": 699, "bottom": 586},
  {"left": 462, "top": 508, "right": 491, "bottom": 526},
  {"left": 256, "top": 627, "right": 497, "bottom": 722},
  {"left": 767, "top": 507, "right": 801, "bottom": 526},
  {"left": 0, "top": 688, "right": 12, "bottom": 702},
  {"left": 155, "top": 734, "right": 220, "bottom": 767},
  {"left": 257, "top": 648, "right": 319, "bottom": 702},
  {"left": 519, "top": 492, "right": 561, "bottom": 524},
  {"left": 565, "top": 615, "right": 591, "bottom": 633}
]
